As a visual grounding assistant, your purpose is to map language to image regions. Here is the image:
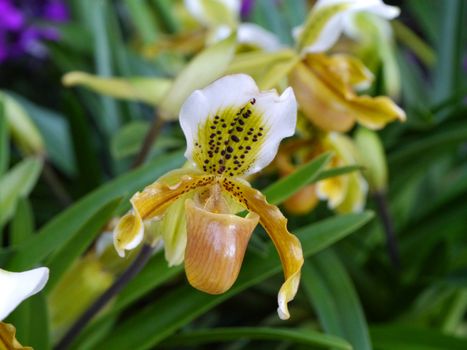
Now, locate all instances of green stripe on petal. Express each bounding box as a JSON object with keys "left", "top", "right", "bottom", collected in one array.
[
  {"left": 296, "top": 3, "right": 350, "bottom": 53},
  {"left": 296, "top": 0, "right": 401, "bottom": 54}
]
